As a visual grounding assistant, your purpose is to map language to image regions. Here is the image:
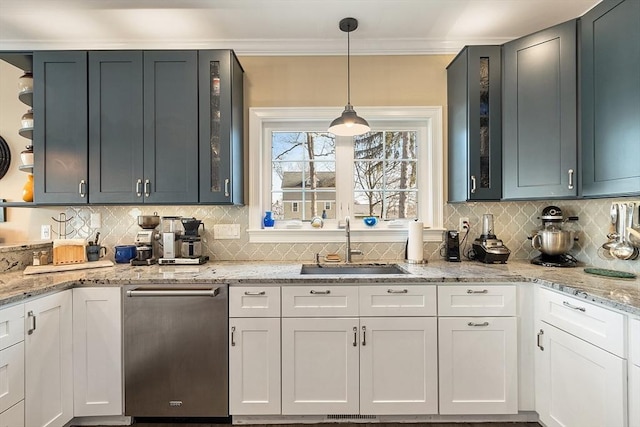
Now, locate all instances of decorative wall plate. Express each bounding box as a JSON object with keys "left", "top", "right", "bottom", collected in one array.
[{"left": 0, "top": 136, "right": 11, "bottom": 180}]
